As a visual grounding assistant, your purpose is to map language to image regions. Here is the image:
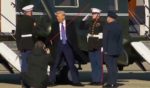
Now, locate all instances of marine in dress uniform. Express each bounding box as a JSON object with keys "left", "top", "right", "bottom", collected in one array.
[
  {"left": 15, "top": 4, "right": 36, "bottom": 88},
  {"left": 47, "top": 11, "right": 84, "bottom": 87},
  {"left": 103, "top": 11, "right": 123, "bottom": 88},
  {"left": 80, "top": 8, "right": 104, "bottom": 85}
]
